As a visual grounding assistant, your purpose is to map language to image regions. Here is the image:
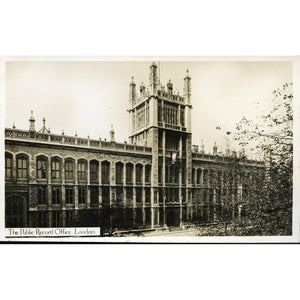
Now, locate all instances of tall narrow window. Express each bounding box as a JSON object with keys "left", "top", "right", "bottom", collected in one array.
[
  {"left": 145, "top": 188, "right": 150, "bottom": 203},
  {"left": 90, "top": 160, "right": 99, "bottom": 183},
  {"left": 65, "top": 186, "right": 74, "bottom": 204},
  {"left": 65, "top": 159, "right": 74, "bottom": 180},
  {"left": 5, "top": 153, "right": 12, "bottom": 178},
  {"left": 66, "top": 210, "right": 74, "bottom": 227},
  {"left": 51, "top": 158, "right": 61, "bottom": 179},
  {"left": 116, "top": 162, "right": 124, "bottom": 184},
  {"left": 102, "top": 187, "right": 110, "bottom": 205},
  {"left": 78, "top": 160, "right": 86, "bottom": 181},
  {"left": 38, "top": 186, "right": 47, "bottom": 204},
  {"left": 37, "top": 156, "right": 47, "bottom": 179},
  {"left": 145, "top": 165, "right": 151, "bottom": 184},
  {"left": 126, "top": 163, "right": 133, "bottom": 184},
  {"left": 38, "top": 211, "right": 47, "bottom": 227},
  {"left": 17, "top": 155, "right": 28, "bottom": 178},
  {"left": 52, "top": 186, "right": 61, "bottom": 204},
  {"left": 181, "top": 167, "right": 185, "bottom": 185},
  {"left": 101, "top": 161, "right": 110, "bottom": 184},
  {"left": 52, "top": 211, "right": 61, "bottom": 227},
  {"left": 78, "top": 187, "right": 86, "bottom": 204},
  {"left": 90, "top": 187, "right": 99, "bottom": 204},
  {"left": 136, "top": 164, "right": 143, "bottom": 184},
  {"left": 136, "top": 187, "right": 142, "bottom": 203}
]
